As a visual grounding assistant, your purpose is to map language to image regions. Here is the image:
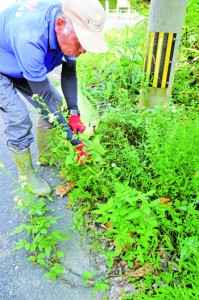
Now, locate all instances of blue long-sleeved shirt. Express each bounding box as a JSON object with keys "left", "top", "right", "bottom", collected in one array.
[
  {"left": 0, "top": 0, "right": 74, "bottom": 81},
  {"left": 0, "top": 0, "right": 80, "bottom": 144}
]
